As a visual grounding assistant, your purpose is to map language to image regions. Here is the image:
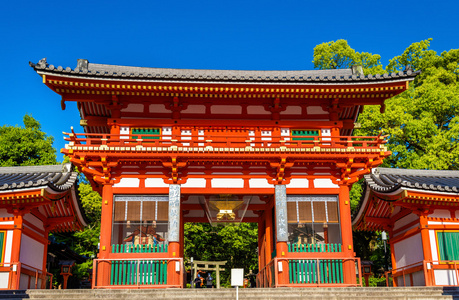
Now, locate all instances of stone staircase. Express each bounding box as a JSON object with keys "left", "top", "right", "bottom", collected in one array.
[{"left": 0, "top": 287, "right": 458, "bottom": 300}]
